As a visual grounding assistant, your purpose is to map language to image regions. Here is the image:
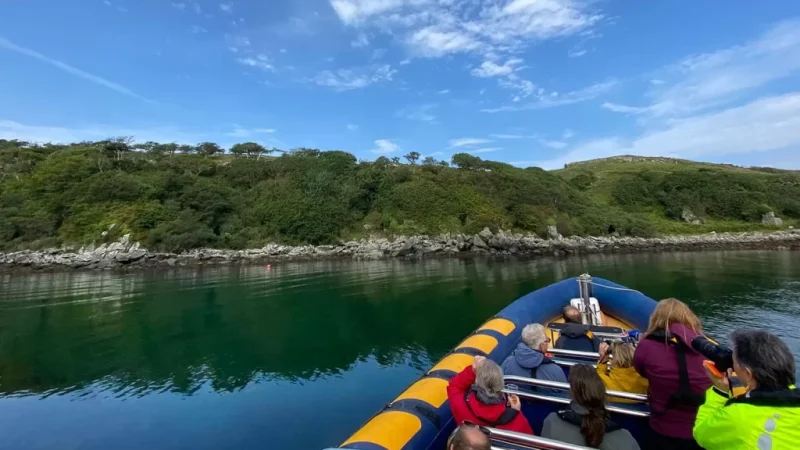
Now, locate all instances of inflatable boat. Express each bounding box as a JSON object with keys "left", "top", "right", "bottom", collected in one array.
[{"left": 333, "top": 275, "right": 657, "bottom": 450}]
